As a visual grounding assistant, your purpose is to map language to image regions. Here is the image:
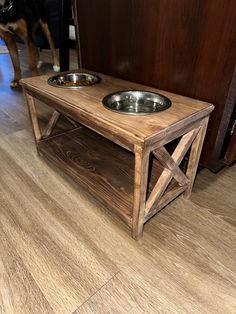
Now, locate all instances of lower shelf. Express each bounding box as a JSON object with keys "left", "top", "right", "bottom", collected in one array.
[
  {"left": 37, "top": 126, "right": 173, "bottom": 227},
  {"left": 38, "top": 127, "right": 135, "bottom": 225}
]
